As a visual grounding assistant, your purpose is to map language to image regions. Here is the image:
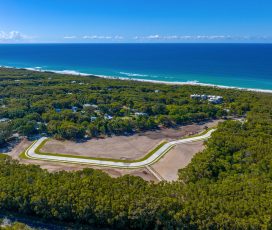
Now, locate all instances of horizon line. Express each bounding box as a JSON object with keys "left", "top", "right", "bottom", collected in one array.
[{"left": 0, "top": 42, "right": 272, "bottom": 45}]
